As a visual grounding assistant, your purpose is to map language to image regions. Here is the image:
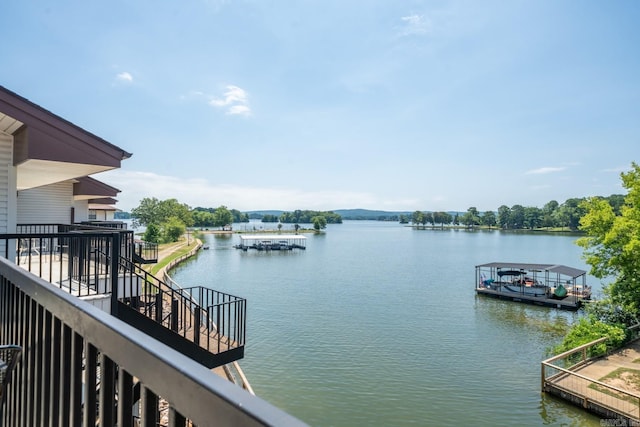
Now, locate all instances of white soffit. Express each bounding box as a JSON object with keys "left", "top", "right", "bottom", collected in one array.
[
  {"left": 0, "top": 112, "right": 23, "bottom": 134},
  {"left": 16, "top": 159, "right": 115, "bottom": 190}
]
